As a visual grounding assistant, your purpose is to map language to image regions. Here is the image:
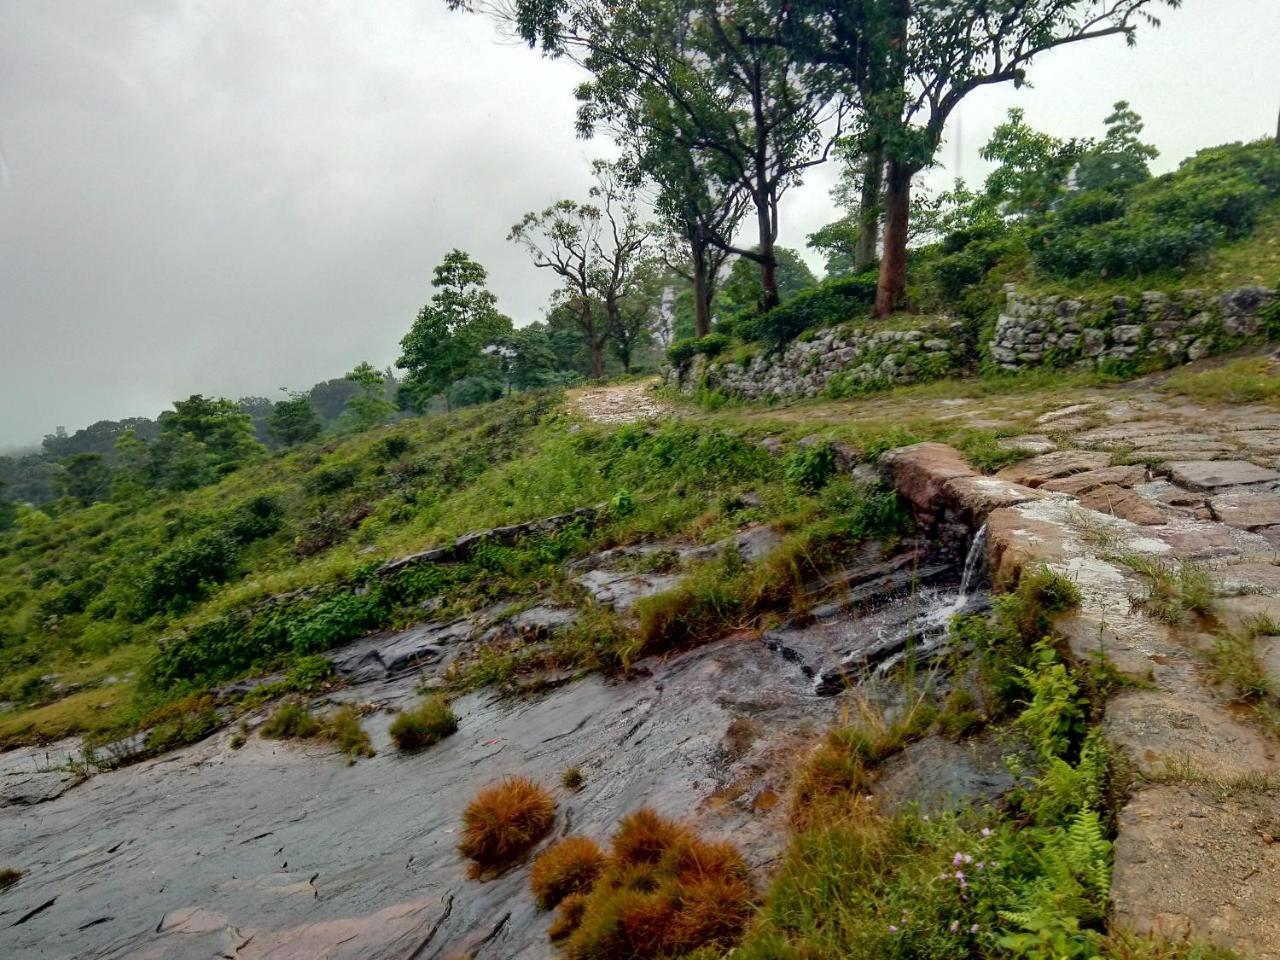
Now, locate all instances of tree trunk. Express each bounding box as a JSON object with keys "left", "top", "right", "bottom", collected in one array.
[
  {"left": 692, "top": 244, "right": 712, "bottom": 338},
  {"left": 854, "top": 142, "right": 884, "bottom": 272},
  {"left": 755, "top": 200, "right": 780, "bottom": 311},
  {"left": 590, "top": 340, "right": 604, "bottom": 379},
  {"left": 875, "top": 160, "right": 913, "bottom": 318}
]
